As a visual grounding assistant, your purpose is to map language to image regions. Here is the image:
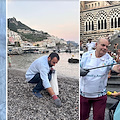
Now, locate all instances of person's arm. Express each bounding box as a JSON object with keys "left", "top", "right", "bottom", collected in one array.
[
  {"left": 40, "top": 65, "right": 61, "bottom": 107},
  {"left": 111, "top": 92, "right": 120, "bottom": 97},
  {"left": 46, "top": 87, "right": 55, "bottom": 96},
  {"left": 112, "top": 64, "right": 120, "bottom": 73}
]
